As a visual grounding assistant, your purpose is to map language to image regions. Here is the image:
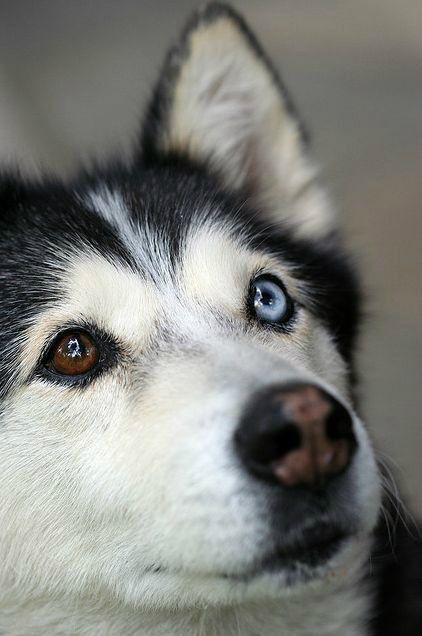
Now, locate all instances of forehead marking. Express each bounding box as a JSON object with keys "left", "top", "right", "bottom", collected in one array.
[
  {"left": 64, "top": 255, "right": 161, "bottom": 341},
  {"left": 85, "top": 187, "right": 170, "bottom": 281},
  {"left": 85, "top": 188, "right": 128, "bottom": 228},
  {"left": 85, "top": 187, "right": 141, "bottom": 255},
  {"left": 17, "top": 254, "right": 161, "bottom": 381},
  {"left": 180, "top": 226, "right": 302, "bottom": 315}
]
